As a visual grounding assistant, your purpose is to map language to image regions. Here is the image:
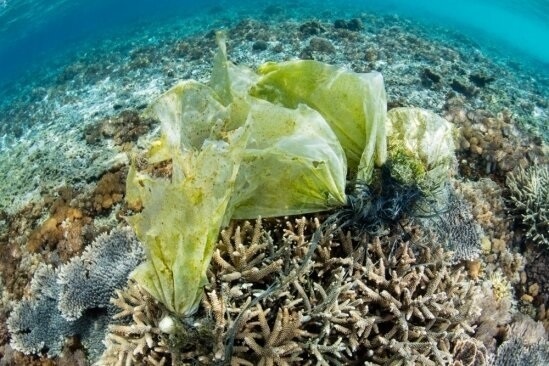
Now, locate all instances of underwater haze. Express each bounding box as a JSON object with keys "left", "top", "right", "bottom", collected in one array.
[{"left": 0, "top": 0, "right": 548, "bottom": 91}]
